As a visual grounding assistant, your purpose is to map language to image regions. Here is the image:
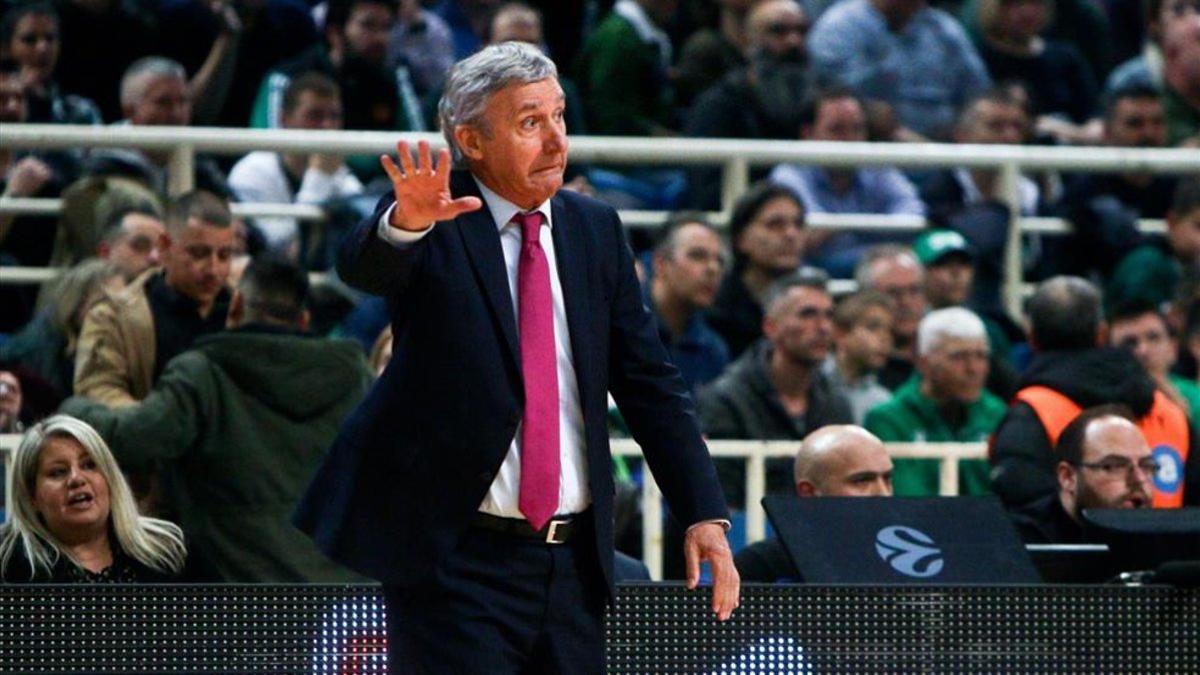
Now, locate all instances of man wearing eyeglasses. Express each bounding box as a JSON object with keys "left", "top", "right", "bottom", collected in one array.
[{"left": 1011, "top": 404, "right": 1155, "bottom": 544}]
